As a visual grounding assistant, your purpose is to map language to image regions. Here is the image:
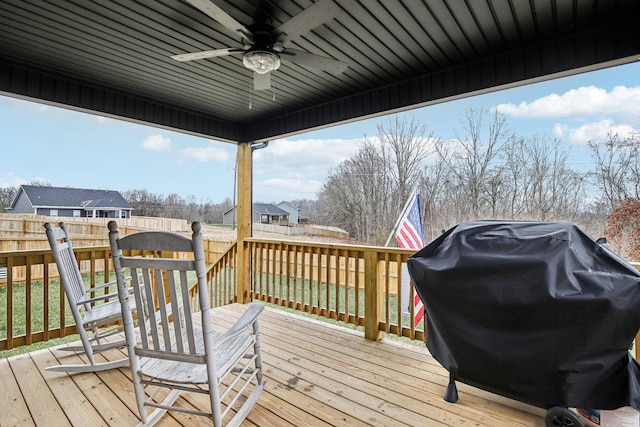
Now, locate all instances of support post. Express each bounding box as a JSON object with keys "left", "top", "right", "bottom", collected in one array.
[
  {"left": 364, "top": 250, "right": 383, "bottom": 341},
  {"left": 236, "top": 142, "right": 253, "bottom": 303}
]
